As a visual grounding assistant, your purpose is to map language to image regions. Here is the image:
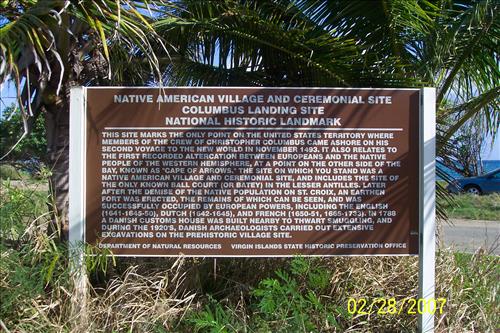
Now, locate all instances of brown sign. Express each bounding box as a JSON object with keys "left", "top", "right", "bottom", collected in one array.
[{"left": 83, "top": 87, "right": 420, "bottom": 256}]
